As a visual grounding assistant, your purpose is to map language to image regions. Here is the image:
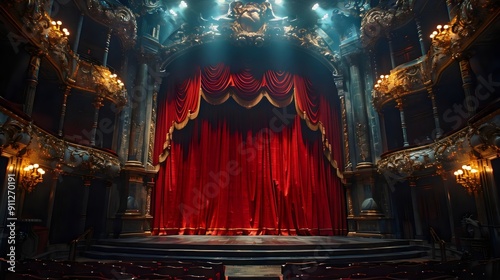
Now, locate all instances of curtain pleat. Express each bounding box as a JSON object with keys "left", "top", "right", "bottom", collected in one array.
[{"left": 152, "top": 63, "right": 346, "bottom": 236}]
